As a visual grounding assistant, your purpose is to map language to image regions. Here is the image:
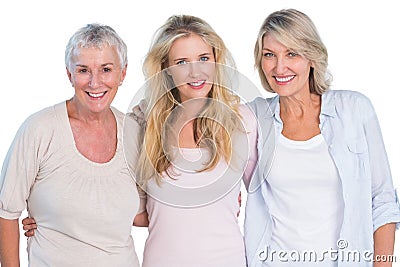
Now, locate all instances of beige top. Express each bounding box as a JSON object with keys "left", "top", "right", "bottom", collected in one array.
[{"left": 0, "top": 102, "right": 140, "bottom": 267}]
